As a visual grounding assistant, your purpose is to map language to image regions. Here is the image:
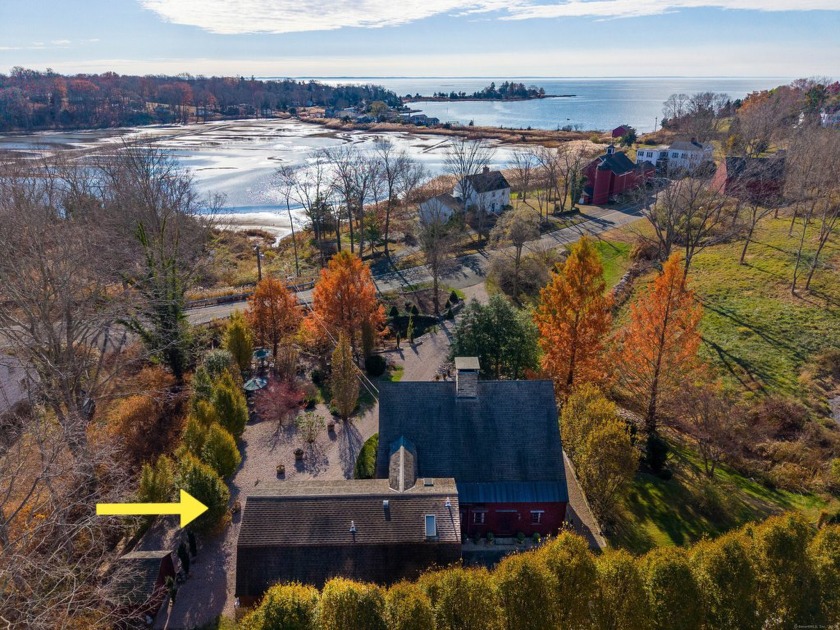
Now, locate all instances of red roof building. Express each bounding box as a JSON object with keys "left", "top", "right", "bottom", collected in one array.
[
  {"left": 582, "top": 145, "right": 652, "bottom": 206},
  {"left": 611, "top": 125, "right": 630, "bottom": 138}
]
